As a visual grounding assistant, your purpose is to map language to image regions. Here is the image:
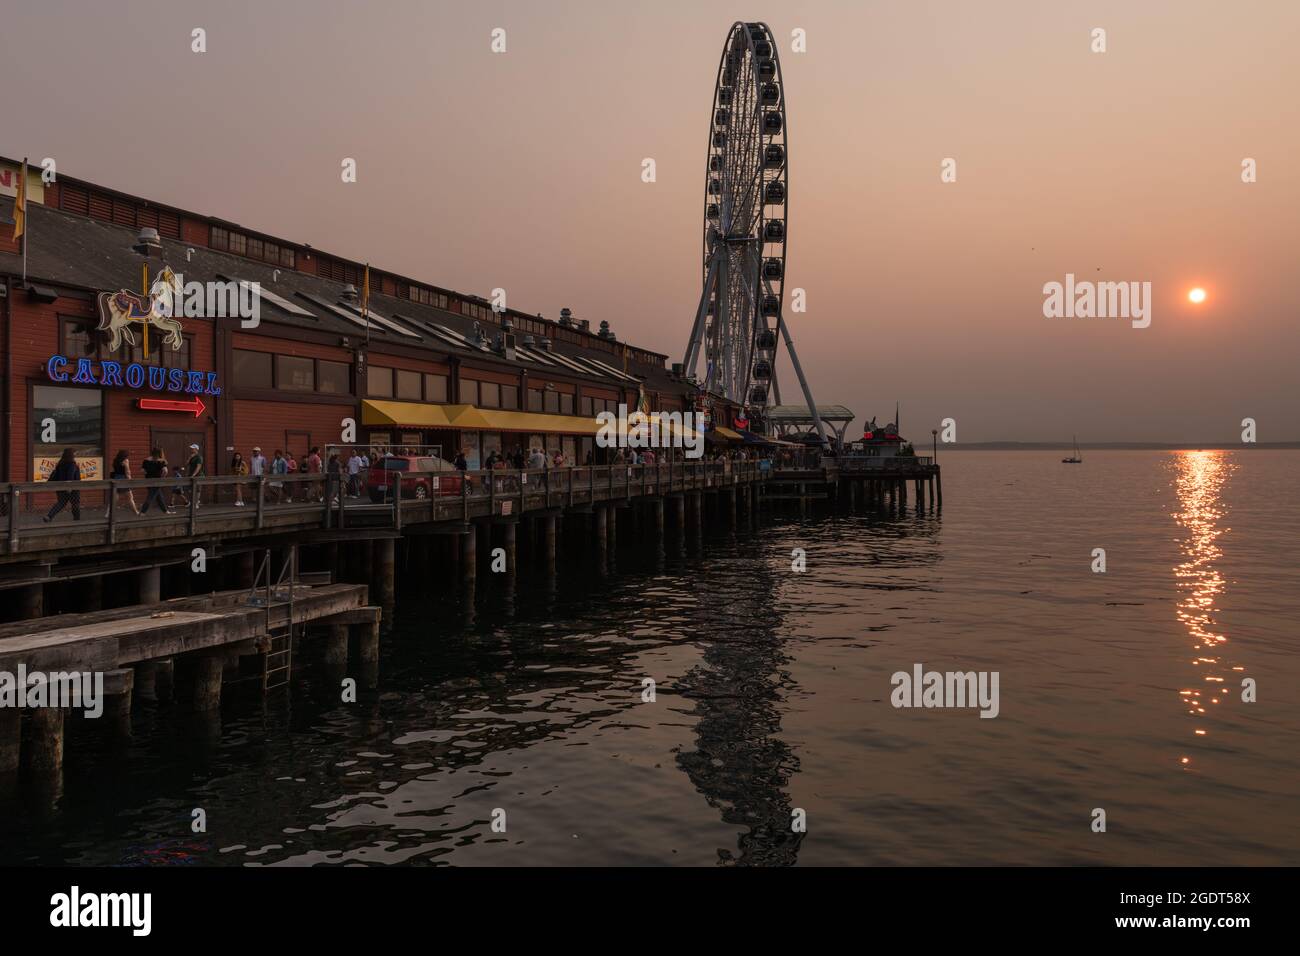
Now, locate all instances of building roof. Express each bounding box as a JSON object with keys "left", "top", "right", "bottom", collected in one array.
[
  {"left": 2, "top": 203, "right": 691, "bottom": 397},
  {"left": 765, "top": 404, "right": 856, "bottom": 423}
]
